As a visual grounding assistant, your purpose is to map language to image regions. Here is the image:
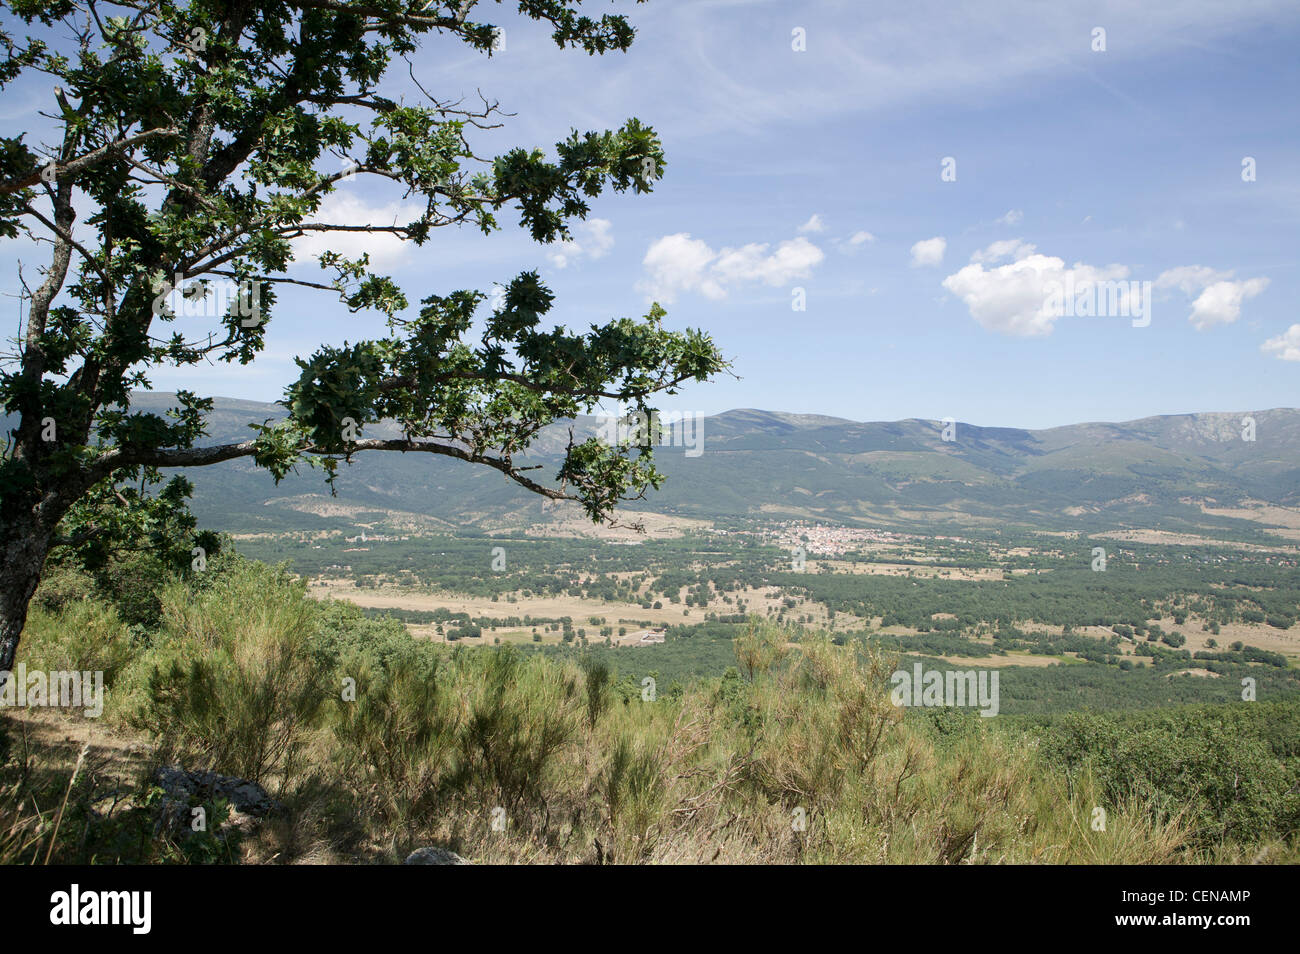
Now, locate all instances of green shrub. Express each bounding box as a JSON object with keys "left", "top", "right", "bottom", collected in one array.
[
  {"left": 16, "top": 599, "right": 135, "bottom": 690},
  {"left": 447, "top": 647, "right": 583, "bottom": 816},
  {"left": 600, "top": 733, "right": 668, "bottom": 861},
  {"left": 331, "top": 655, "right": 457, "bottom": 826},
  {"left": 125, "top": 557, "right": 325, "bottom": 786},
  {"left": 1036, "top": 704, "right": 1300, "bottom": 846}
]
